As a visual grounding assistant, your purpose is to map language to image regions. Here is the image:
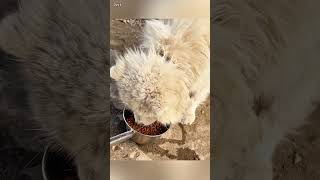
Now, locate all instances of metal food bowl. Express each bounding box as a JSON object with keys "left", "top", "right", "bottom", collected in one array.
[{"left": 110, "top": 109, "right": 170, "bottom": 145}]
